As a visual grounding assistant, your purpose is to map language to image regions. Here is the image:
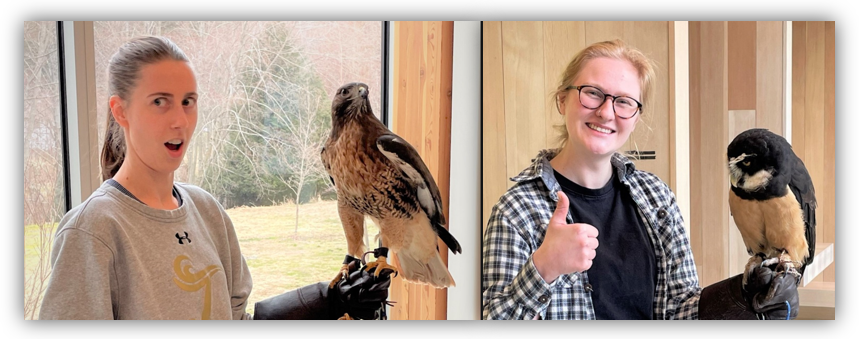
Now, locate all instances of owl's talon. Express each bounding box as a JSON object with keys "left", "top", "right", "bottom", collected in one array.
[
  {"left": 743, "top": 255, "right": 765, "bottom": 287},
  {"left": 784, "top": 264, "right": 802, "bottom": 283}
]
